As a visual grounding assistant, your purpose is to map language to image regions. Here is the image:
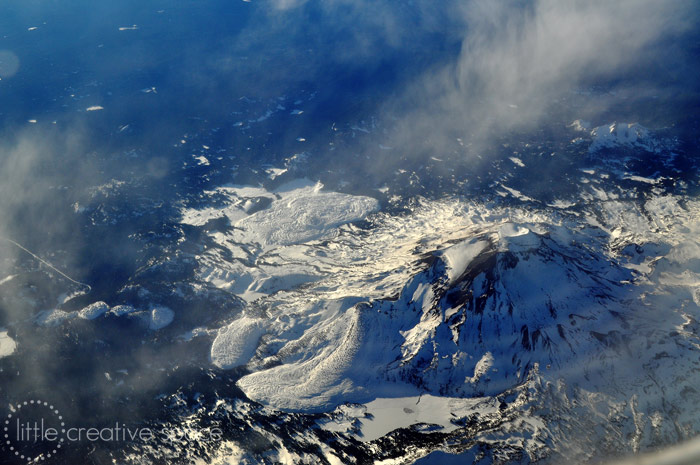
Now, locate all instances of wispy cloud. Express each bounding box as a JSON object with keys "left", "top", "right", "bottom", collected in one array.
[{"left": 378, "top": 0, "right": 697, "bottom": 158}]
